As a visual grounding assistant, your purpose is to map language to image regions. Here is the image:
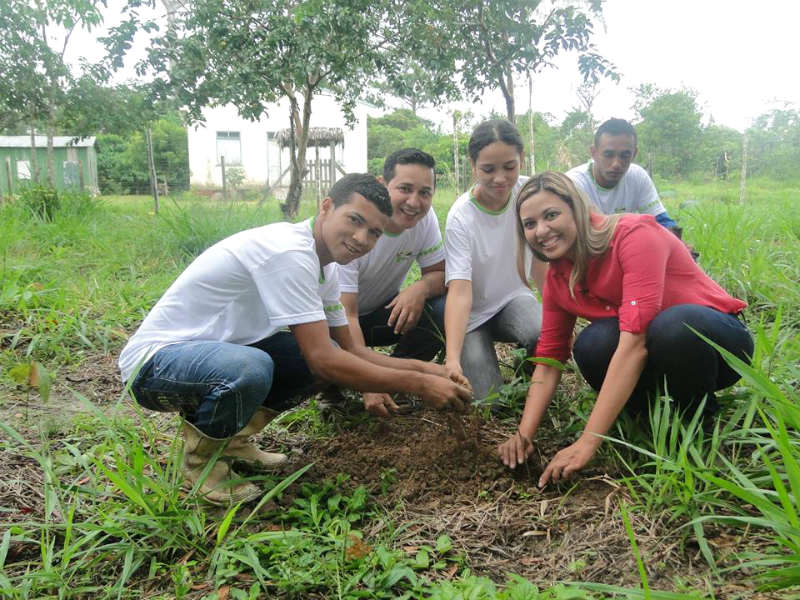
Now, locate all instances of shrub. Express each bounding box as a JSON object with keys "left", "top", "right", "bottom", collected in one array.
[{"left": 17, "top": 184, "right": 61, "bottom": 221}]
